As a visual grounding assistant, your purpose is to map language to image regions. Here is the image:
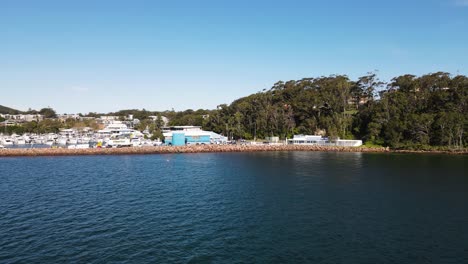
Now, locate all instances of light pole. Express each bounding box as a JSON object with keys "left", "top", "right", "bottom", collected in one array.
[
  {"left": 225, "top": 123, "right": 228, "bottom": 139},
  {"left": 254, "top": 122, "right": 256, "bottom": 142}
]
